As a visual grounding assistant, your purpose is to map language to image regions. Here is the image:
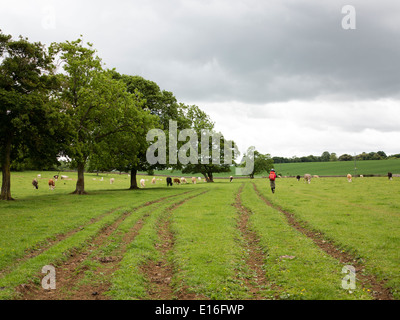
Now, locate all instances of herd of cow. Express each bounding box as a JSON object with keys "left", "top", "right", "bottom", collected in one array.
[
  {"left": 296, "top": 172, "right": 394, "bottom": 184},
  {"left": 31, "top": 174, "right": 70, "bottom": 190},
  {"left": 31, "top": 172, "right": 394, "bottom": 190}
]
